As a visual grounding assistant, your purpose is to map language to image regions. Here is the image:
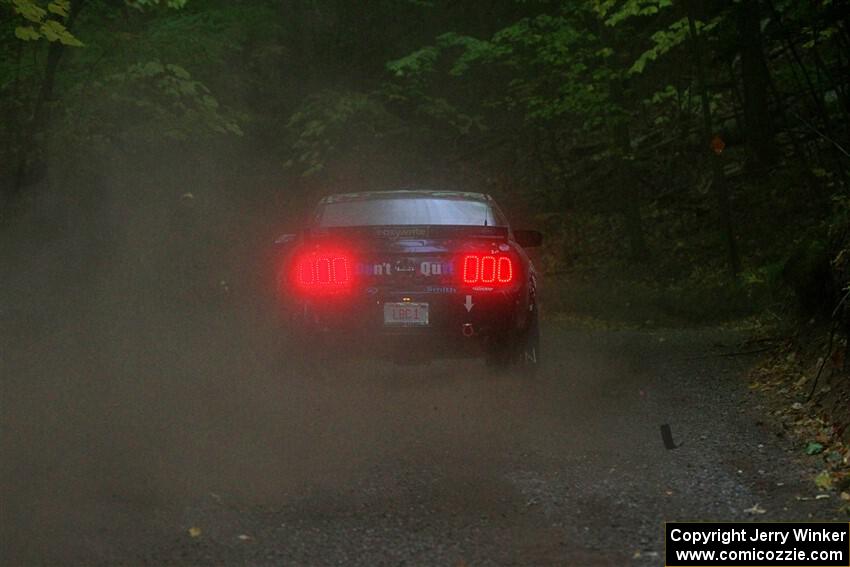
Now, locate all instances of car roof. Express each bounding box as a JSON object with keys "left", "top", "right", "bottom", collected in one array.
[{"left": 319, "top": 190, "right": 493, "bottom": 204}]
